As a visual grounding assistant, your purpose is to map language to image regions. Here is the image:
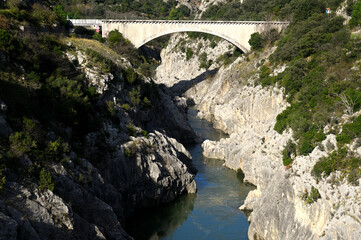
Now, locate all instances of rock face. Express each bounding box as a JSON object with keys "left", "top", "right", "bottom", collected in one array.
[
  {"left": 155, "top": 33, "right": 235, "bottom": 88},
  {"left": 0, "top": 40, "right": 197, "bottom": 239},
  {"left": 156, "top": 35, "right": 361, "bottom": 239},
  {"left": 0, "top": 98, "right": 12, "bottom": 138}
]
